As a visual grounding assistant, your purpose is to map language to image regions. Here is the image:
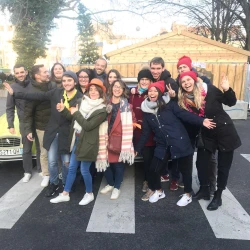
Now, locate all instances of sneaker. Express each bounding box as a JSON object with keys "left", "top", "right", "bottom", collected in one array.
[
  {"left": 149, "top": 190, "right": 165, "bottom": 203},
  {"left": 160, "top": 174, "right": 169, "bottom": 182},
  {"left": 50, "top": 193, "right": 70, "bottom": 203},
  {"left": 45, "top": 183, "right": 59, "bottom": 197},
  {"left": 79, "top": 193, "right": 94, "bottom": 205},
  {"left": 142, "top": 181, "right": 148, "bottom": 192},
  {"left": 23, "top": 173, "right": 31, "bottom": 183},
  {"left": 178, "top": 182, "right": 184, "bottom": 188},
  {"left": 100, "top": 185, "right": 114, "bottom": 194},
  {"left": 170, "top": 180, "right": 178, "bottom": 191},
  {"left": 39, "top": 172, "right": 43, "bottom": 177},
  {"left": 111, "top": 188, "right": 120, "bottom": 200},
  {"left": 177, "top": 194, "right": 192, "bottom": 207},
  {"left": 41, "top": 176, "right": 50, "bottom": 187},
  {"left": 141, "top": 189, "right": 154, "bottom": 201}
]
